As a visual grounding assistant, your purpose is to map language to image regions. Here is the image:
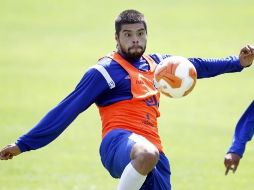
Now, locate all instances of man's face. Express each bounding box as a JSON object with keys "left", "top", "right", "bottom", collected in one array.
[{"left": 116, "top": 23, "right": 147, "bottom": 60}]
